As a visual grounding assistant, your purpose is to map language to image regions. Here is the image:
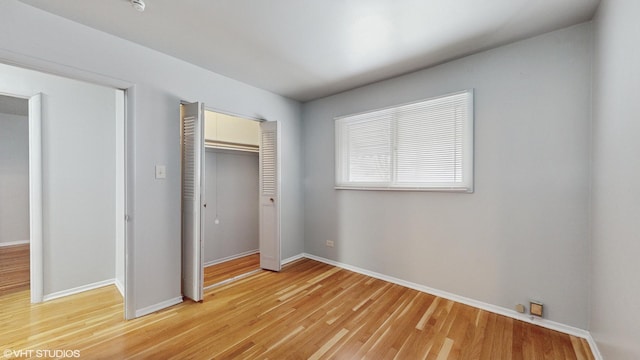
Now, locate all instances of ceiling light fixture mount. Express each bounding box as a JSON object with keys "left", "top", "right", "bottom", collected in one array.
[{"left": 131, "top": 0, "right": 146, "bottom": 12}]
